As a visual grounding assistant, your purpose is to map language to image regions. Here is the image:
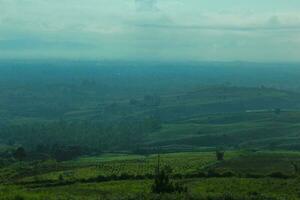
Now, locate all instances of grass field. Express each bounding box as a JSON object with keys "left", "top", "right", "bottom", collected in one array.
[
  {"left": 17, "top": 152, "right": 228, "bottom": 183},
  {"left": 2, "top": 150, "right": 300, "bottom": 199},
  {"left": 3, "top": 178, "right": 300, "bottom": 200},
  {"left": 2, "top": 110, "right": 300, "bottom": 200},
  {"left": 2, "top": 81, "right": 300, "bottom": 199}
]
